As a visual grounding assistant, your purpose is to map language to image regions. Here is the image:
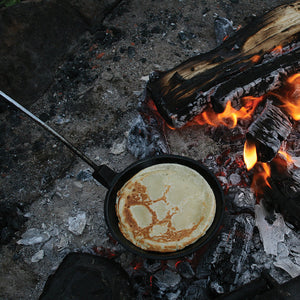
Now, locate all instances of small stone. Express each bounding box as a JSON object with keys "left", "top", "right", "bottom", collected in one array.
[
  {"left": 31, "top": 250, "right": 44, "bottom": 263},
  {"left": 68, "top": 212, "right": 87, "bottom": 235}
]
